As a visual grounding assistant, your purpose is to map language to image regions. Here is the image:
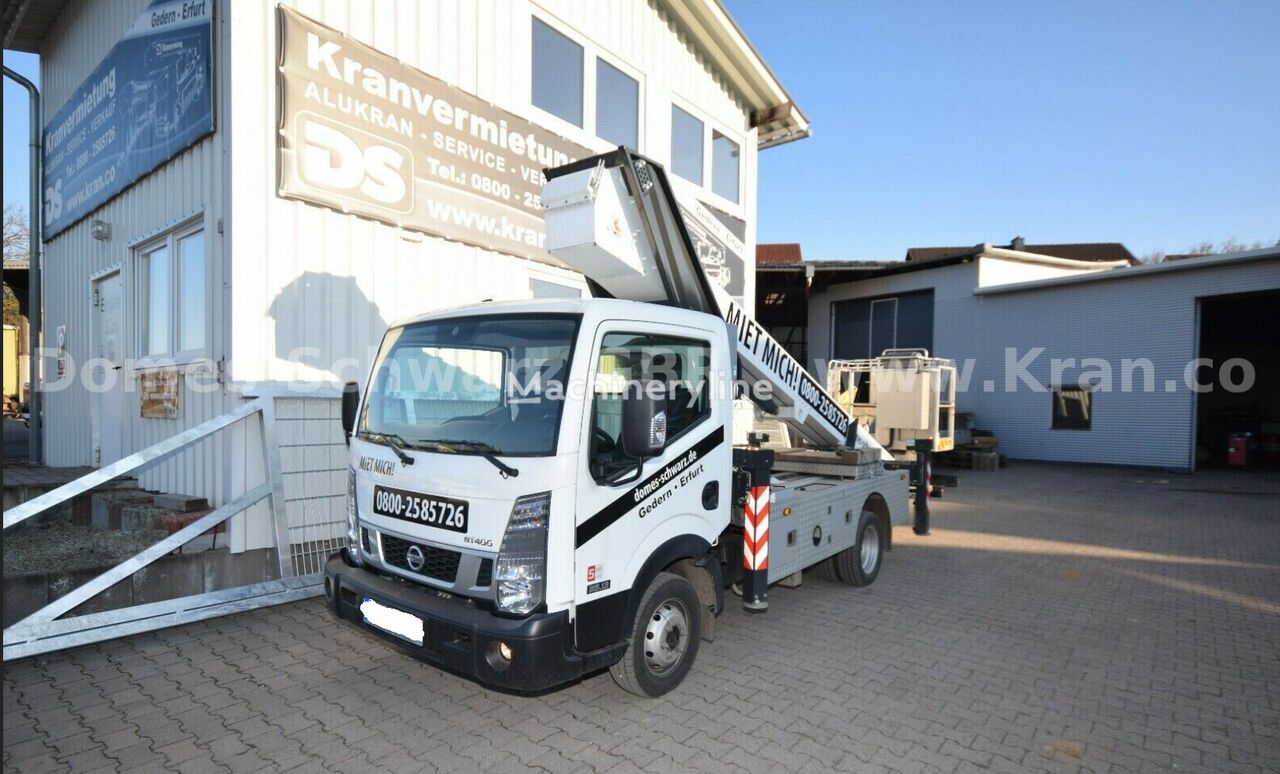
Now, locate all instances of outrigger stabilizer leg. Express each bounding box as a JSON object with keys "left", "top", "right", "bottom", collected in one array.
[
  {"left": 913, "top": 439, "right": 932, "bottom": 536},
  {"left": 734, "top": 447, "right": 774, "bottom": 614}
]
